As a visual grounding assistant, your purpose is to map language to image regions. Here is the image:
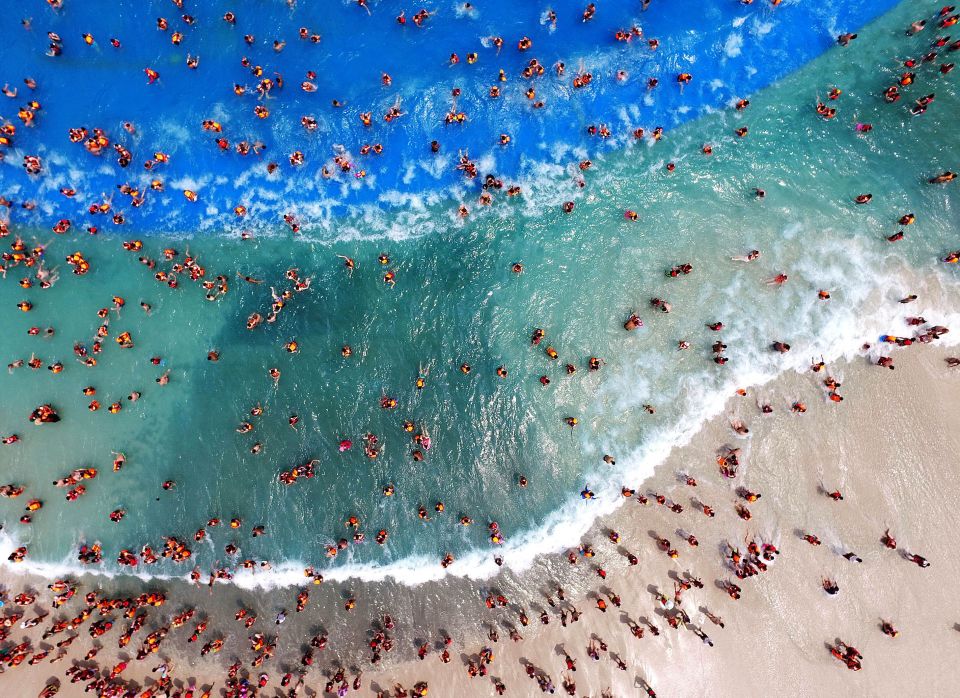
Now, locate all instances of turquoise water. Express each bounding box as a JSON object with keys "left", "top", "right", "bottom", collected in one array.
[{"left": 1, "top": 0, "right": 960, "bottom": 587}]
